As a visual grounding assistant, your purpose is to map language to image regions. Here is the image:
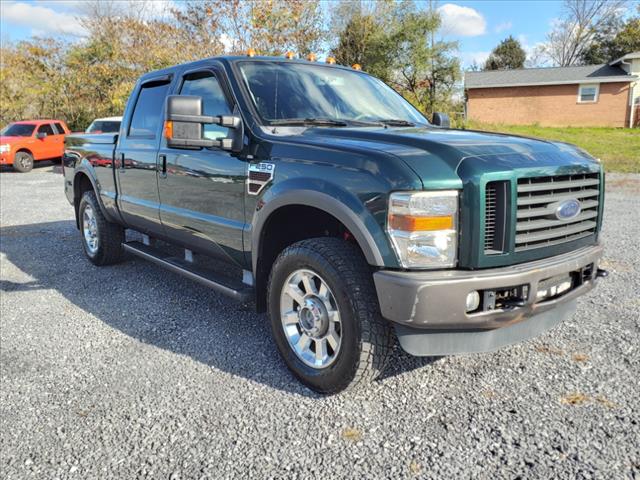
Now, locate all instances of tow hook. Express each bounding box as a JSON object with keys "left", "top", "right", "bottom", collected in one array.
[{"left": 596, "top": 268, "right": 609, "bottom": 279}]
